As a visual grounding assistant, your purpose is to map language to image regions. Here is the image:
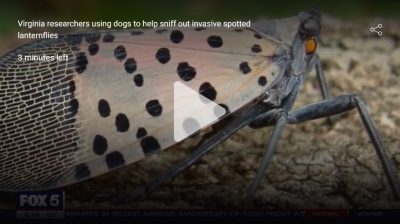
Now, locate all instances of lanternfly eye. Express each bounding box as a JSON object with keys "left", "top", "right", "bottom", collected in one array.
[{"left": 305, "top": 37, "right": 317, "bottom": 55}]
